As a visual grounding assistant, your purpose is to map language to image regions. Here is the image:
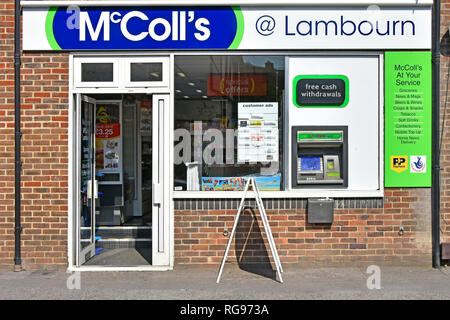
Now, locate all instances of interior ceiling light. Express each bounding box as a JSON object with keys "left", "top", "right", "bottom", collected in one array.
[
  {"left": 188, "top": 82, "right": 195, "bottom": 86},
  {"left": 175, "top": 89, "right": 182, "bottom": 93},
  {"left": 151, "top": 72, "right": 160, "bottom": 77},
  {"left": 177, "top": 72, "right": 186, "bottom": 77},
  {"left": 202, "top": 96, "right": 208, "bottom": 99},
  {"left": 184, "top": 96, "right": 190, "bottom": 99},
  {"left": 196, "top": 89, "right": 202, "bottom": 93}
]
